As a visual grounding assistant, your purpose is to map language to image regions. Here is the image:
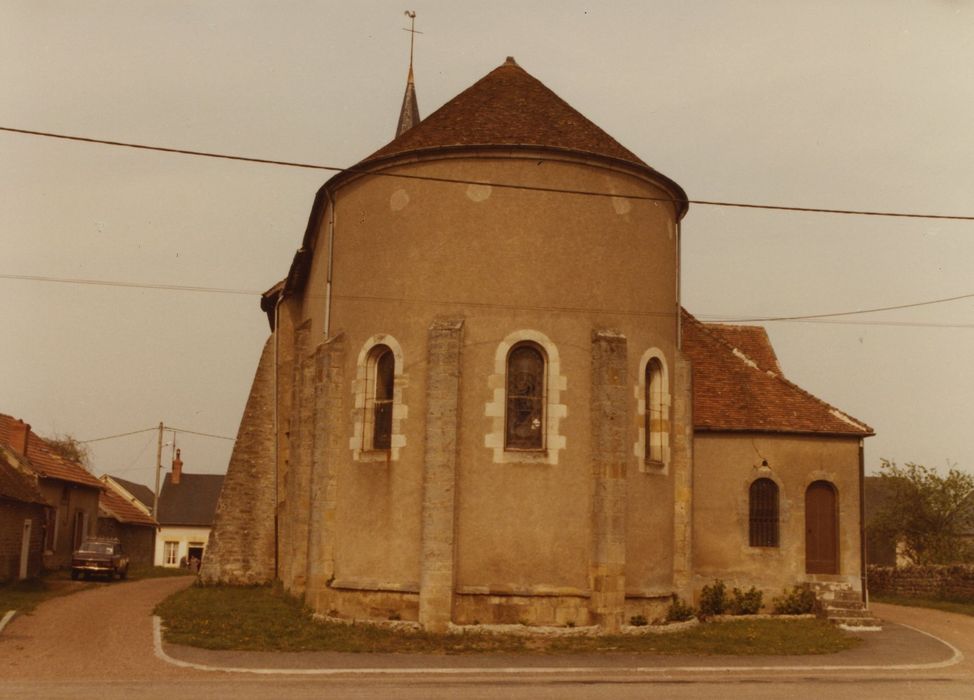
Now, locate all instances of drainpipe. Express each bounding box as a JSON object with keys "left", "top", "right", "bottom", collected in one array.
[
  {"left": 273, "top": 293, "right": 284, "bottom": 580},
  {"left": 323, "top": 189, "right": 336, "bottom": 340},
  {"left": 859, "top": 438, "right": 868, "bottom": 605},
  {"left": 675, "top": 220, "right": 682, "bottom": 350}
]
